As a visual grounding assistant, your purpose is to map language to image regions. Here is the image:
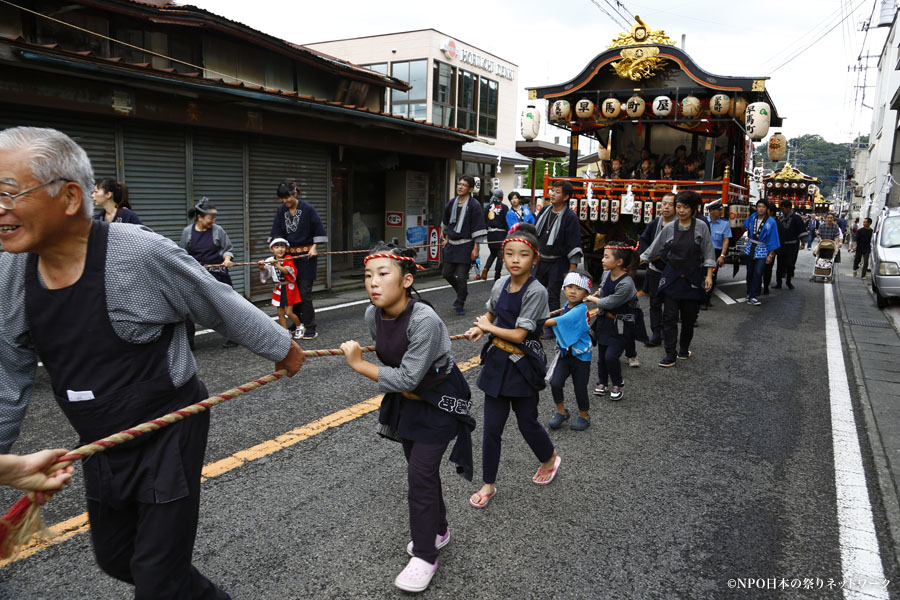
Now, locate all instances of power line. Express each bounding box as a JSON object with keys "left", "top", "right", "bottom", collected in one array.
[
  {"left": 588, "top": 0, "right": 631, "bottom": 29},
  {"left": 761, "top": 4, "right": 847, "bottom": 68},
  {"left": 770, "top": 0, "right": 868, "bottom": 74},
  {"left": 602, "top": 0, "right": 632, "bottom": 25}
]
